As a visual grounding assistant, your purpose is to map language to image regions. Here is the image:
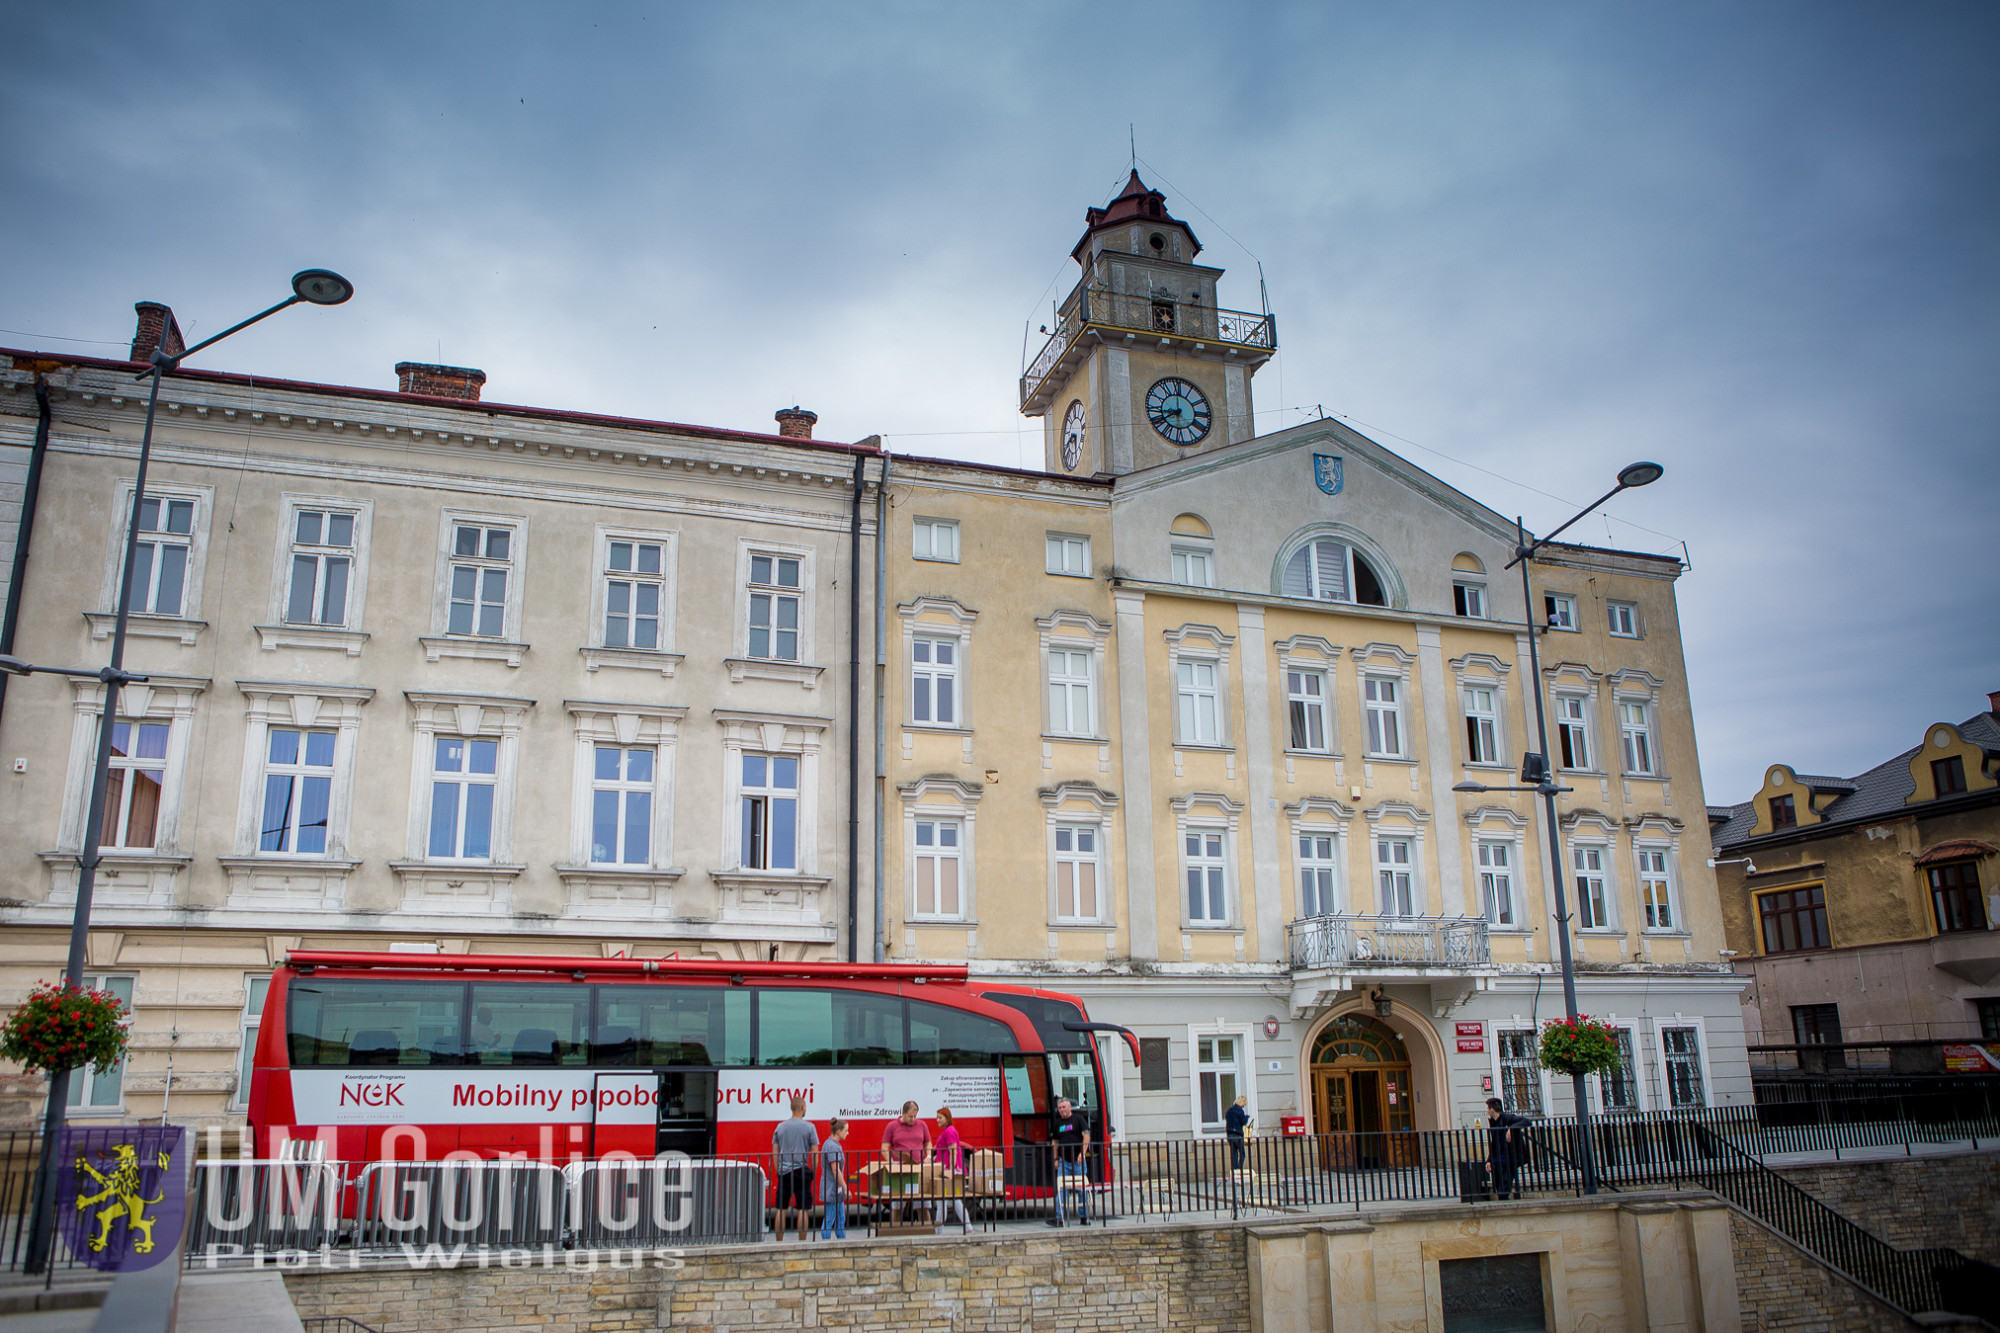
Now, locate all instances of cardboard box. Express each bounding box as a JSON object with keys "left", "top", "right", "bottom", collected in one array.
[{"left": 967, "top": 1149, "right": 1005, "bottom": 1195}]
